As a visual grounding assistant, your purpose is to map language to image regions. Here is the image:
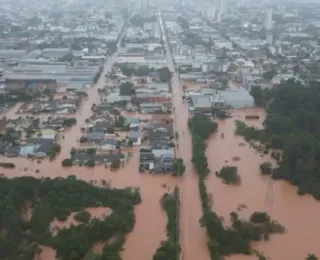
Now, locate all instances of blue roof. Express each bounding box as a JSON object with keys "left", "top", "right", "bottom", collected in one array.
[{"left": 19, "top": 145, "right": 38, "bottom": 156}]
